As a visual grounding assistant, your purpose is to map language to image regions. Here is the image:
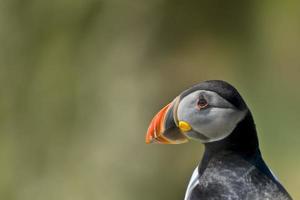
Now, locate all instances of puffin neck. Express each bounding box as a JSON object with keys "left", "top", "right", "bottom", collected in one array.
[
  {"left": 204, "top": 111, "right": 259, "bottom": 157},
  {"left": 198, "top": 112, "right": 259, "bottom": 176}
]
